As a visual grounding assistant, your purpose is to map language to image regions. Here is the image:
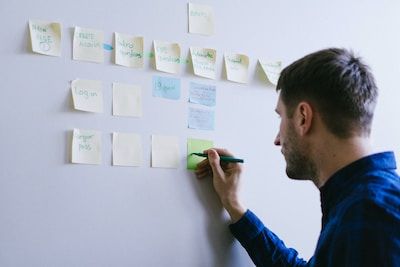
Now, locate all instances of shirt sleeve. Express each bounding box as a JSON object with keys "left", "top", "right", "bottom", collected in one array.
[{"left": 229, "top": 210, "right": 308, "bottom": 267}]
